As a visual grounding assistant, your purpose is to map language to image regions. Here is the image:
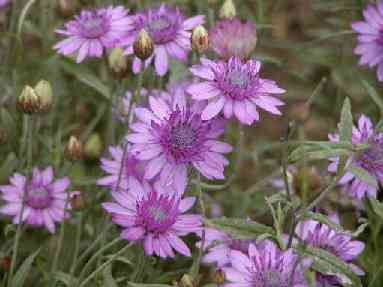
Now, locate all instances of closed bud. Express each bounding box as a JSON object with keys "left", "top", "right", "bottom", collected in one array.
[
  {"left": 83, "top": 133, "right": 103, "bottom": 160},
  {"left": 34, "top": 79, "right": 53, "bottom": 113},
  {"left": 57, "top": 0, "right": 76, "bottom": 18},
  {"left": 212, "top": 269, "right": 225, "bottom": 284},
  {"left": 108, "top": 48, "right": 128, "bottom": 79},
  {"left": 133, "top": 29, "right": 154, "bottom": 61},
  {"left": 191, "top": 25, "right": 209, "bottom": 53},
  {"left": 178, "top": 274, "right": 195, "bottom": 287},
  {"left": 70, "top": 192, "right": 84, "bottom": 210},
  {"left": 219, "top": 0, "right": 236, "bottom": 19},
  {"left": 17, "top": 86, "right": 40, "bottom": 114},
  {"left": 65, "top": 135, "right": 83, "bottom": 161}
]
